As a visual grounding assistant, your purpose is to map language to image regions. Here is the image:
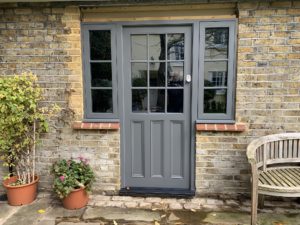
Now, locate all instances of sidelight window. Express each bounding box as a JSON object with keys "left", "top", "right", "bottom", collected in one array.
[
  {"left": 82, "top": 25, "right": 118, "bottom": 120},
  {"left": 198, "top": 22, "right": 236, "bottom": 122}
]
